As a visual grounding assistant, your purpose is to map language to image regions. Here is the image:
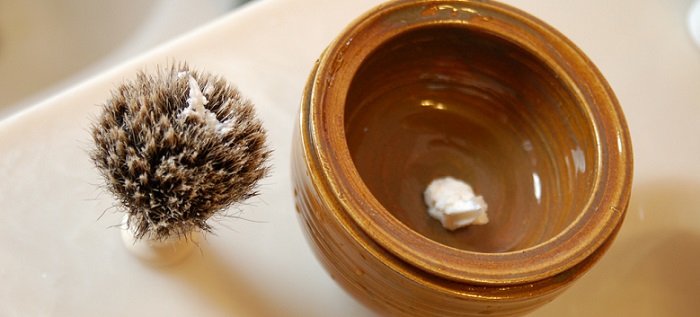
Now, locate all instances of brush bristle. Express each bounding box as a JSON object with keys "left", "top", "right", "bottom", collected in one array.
[{"left": 91, "top": 62, "right": 271, "bottom": 241}]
